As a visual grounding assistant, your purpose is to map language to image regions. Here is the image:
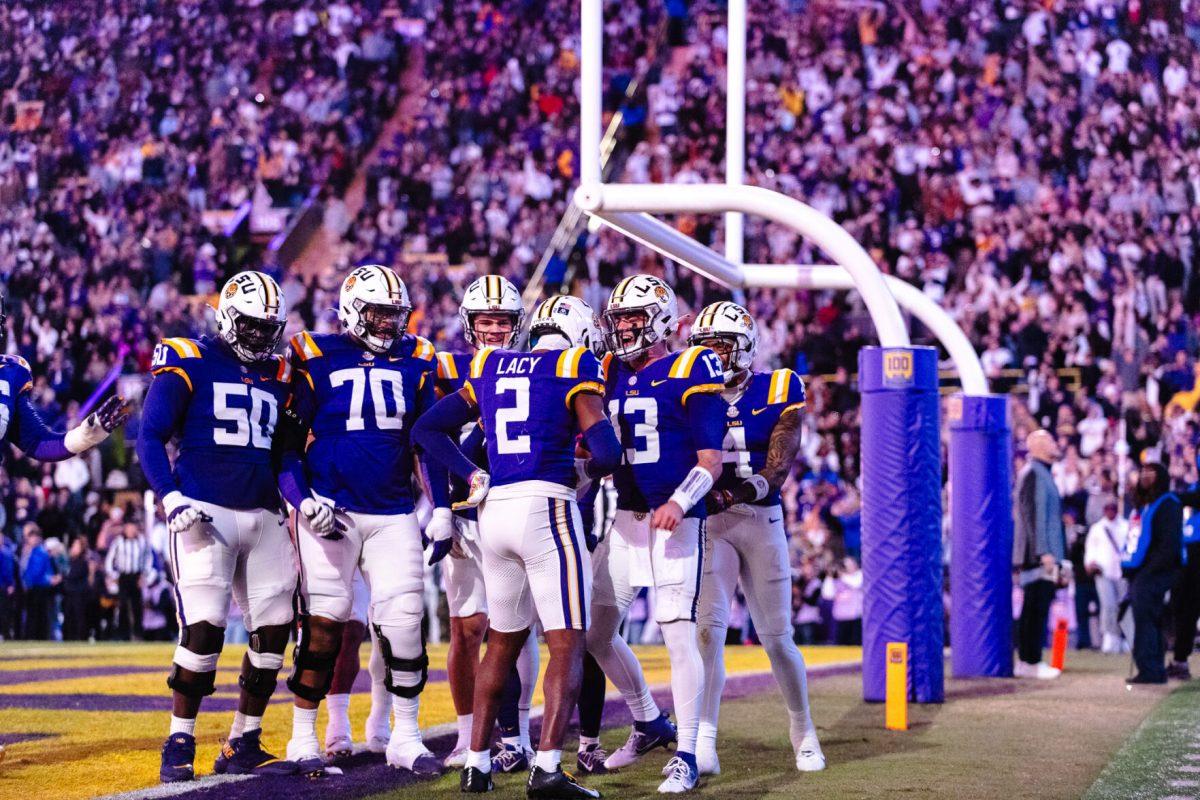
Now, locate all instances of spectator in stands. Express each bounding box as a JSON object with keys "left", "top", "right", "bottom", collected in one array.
[
  {"left": 1014, "top": 430, "right": 1066, "bottom": 679},
  {"left": 824, "top": 557, "right": 864, "bottom": 646},
  {"left": 19, "top": 523, "right": 55, "bottom": 640},
  {"left": 0, "top": 535, "right": 14, "bottom": 640},
  {"left": 62, "top": 536, "right": 95, "bottom": 641},
  {"left": 1066, "top": 510, "right": 1098, "bottom": 650}
]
